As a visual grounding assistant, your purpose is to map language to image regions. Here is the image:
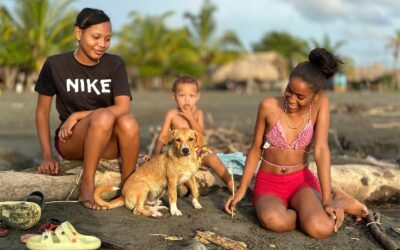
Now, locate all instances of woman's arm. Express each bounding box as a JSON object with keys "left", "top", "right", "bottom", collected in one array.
[
  {"left": 36, "top": 94, "right": 59, "bottom": 175},
  {"left": 225, "top": 100, "right": 267, "bottom": 214},
  {"left": 313, "top": 96, "right": 332, "bottom": 205}
]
